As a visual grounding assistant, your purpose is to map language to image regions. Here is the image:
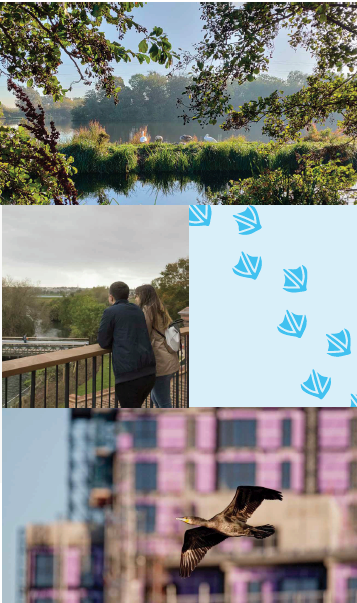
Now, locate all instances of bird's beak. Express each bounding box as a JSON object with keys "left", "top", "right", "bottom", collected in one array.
[{"left": 176, "top": 517, "right": 186, "bottom": 523}]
